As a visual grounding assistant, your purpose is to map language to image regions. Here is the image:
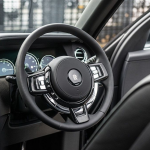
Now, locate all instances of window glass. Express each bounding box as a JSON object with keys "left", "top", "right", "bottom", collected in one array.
[
  {"left": 0, "top": 0, "right": 90, "bottom": 33},
  {"left": 96, "top": 0, "right": 150, "bottom": 48}
]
